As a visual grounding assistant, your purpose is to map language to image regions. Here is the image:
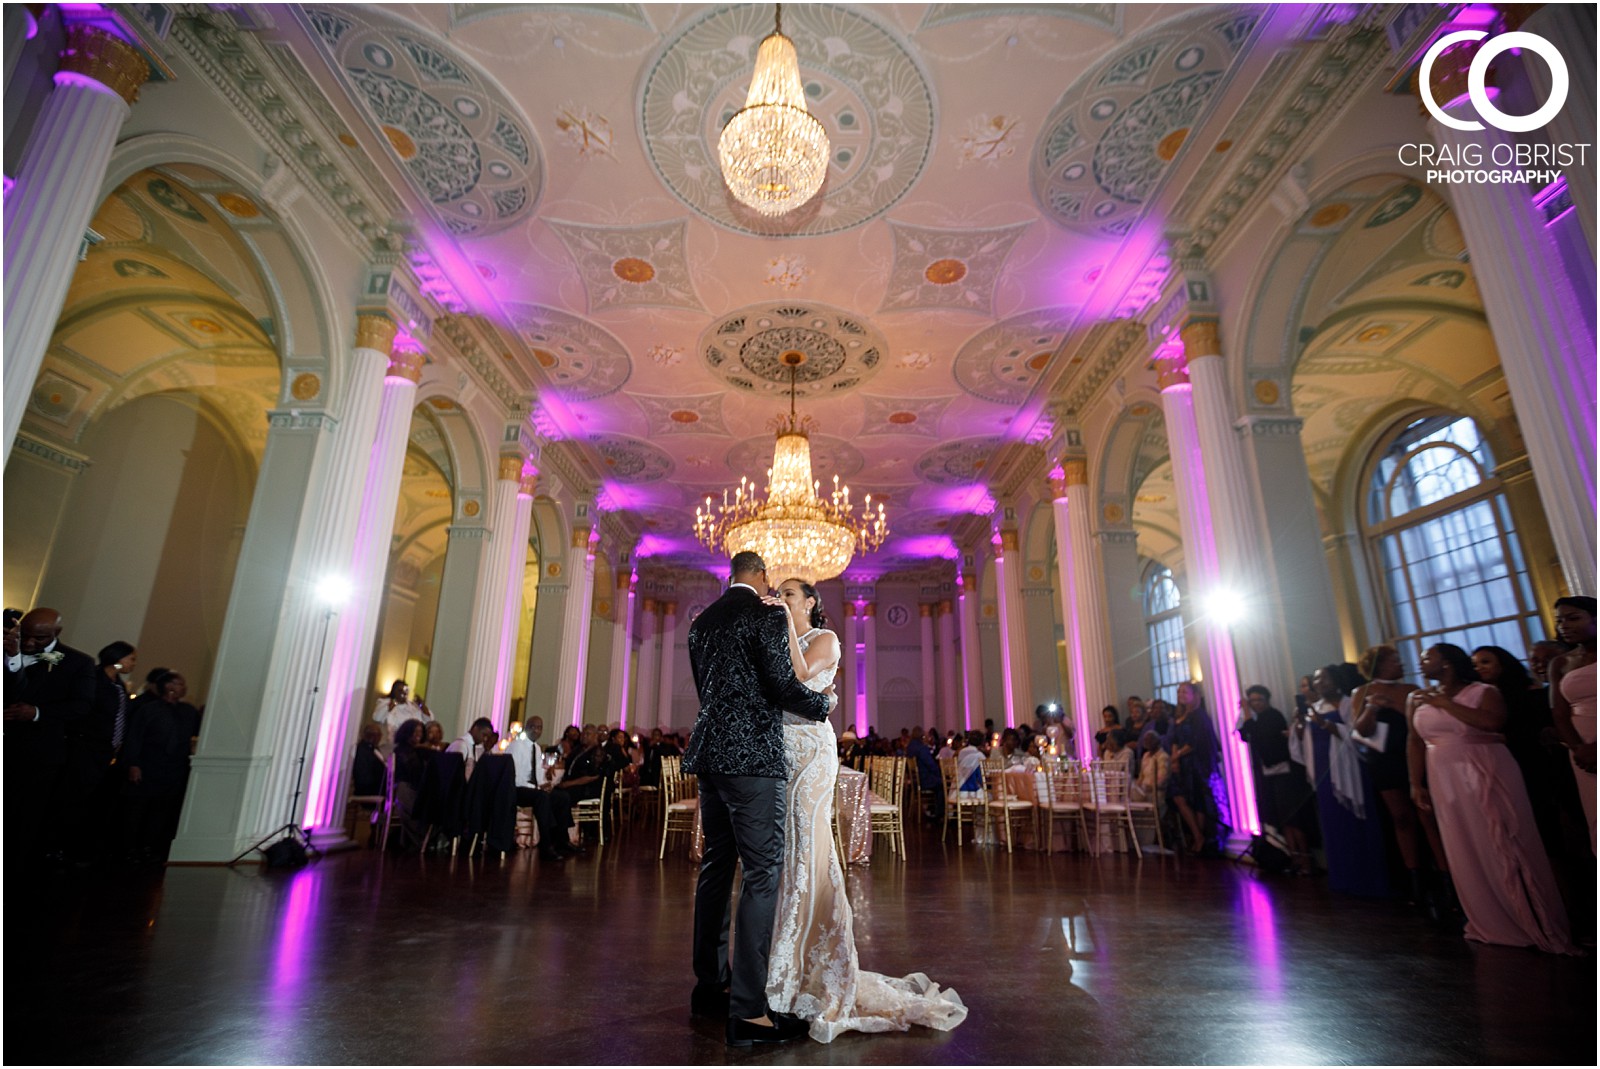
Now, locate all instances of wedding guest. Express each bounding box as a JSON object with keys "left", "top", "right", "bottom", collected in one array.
[
  {"left": 1167, "top": 681, "right": 1220, "bottom": 854},
  {"left": 1237, "top": 685, "right": 1315, "bottom": 875},
  {"left": 1147, "top": 699, "right": 1172, "bottom": 743},
  {"left": 447, "top": 717, "right": 495, "bottom": 779},
  {"left": 351, "top": 723, "right": 386, "bottom": 797},
  {"left": 955, "top": 731, "right": 985, "bottom": 794},
  {"left": 371, "top": 679, "right": 430, "bottom": 753},
  {"left": 1408, "top": 643, "right": 1574, "bottom": 952},
  {"left": 1095, "top": 706, "right": 1121, "bottom": 758},
  {"left": 1125, "top": 696, "right": 1148, "bottom": 734},
  {"left": 509, "top": 715, "right": 577, "bottom": 862},
  {"left": 1351, "top": 645, "right": 1442, "bottom": 907},
  {"left": 1529, "top": 639, "right": 1573, "bottom": 685},
  {"left": 1549, "top": 596, "right": 1597, "bottom": 854},
  {"left": 554, "top": 724, "right": 607, "bottom": 808},
  {"left": 1134, "top": 730, "right": 1171, "bottom": 806},
  {"left": 388, "top": 718, "right": 429, "bottom": 847},
  {"left": 1294, "top": 665, "right": 1389, "bottom": 898},
  {"left": 122, "top": 670, "right": 202, "bottom": 864},
  {"left": 4, "top": 608, "right": 98, "bottom": 867},
  {"left": 906, "top": 727, "right": 942, "bottom": 819},
  {"left": 421, "top": 721, "right": 447, "bottom": 751}
]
